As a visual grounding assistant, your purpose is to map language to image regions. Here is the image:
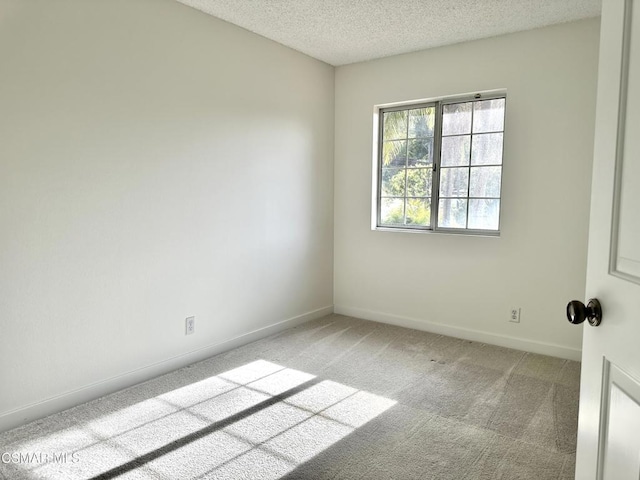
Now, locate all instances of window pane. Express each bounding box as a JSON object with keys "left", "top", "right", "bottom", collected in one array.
[
  {"left": 380, "top": 198, "right": 405, "bottom": 225},
  {"left": 406, "top": 168, "right": 432, "bottom": 197},
  {"left": 381, "top": 168, "right": 406, "bottom": 197},
  {"left": 383, "top": 110, "right": 408, "bottom": 140},
  {"left": 378, "top": 96, "right": 505, "bottom": 233},
  {"left": 471, "top": 133, "right": 503, "bottom": 165},
  {"left": 406, "top": 198, "right": 431, "bottom": 226},
  {"left": 439, "top": 167, "right": 469, "bottom": 198},
  {"left": 408, "top": 138, "right": 433, "bottom": 166},
  {"left": 382, "top": 140, "right": 407, "bottom": 167},
  {"left": 468, "top": 199, "right": 500, "bottom": 230},
  {"left": 469, "top": 166, "right": 501, "bottom": 198},
  {"left": 472, "top": 98, "right": 505, "bottom": 133},
  {"left": 441, "top": 135, "right": 470, "bottom": 167},
  {"left": 408, "top": 107, "right": 435, "bottom": 138},
  {"left": 438, "top": 199, "right": 468, "bottom": 228},
  {"left": 442, "top": 102, "right": 472, "bottom": 135}
]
